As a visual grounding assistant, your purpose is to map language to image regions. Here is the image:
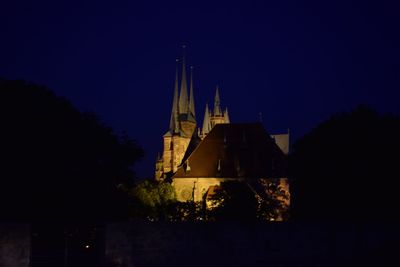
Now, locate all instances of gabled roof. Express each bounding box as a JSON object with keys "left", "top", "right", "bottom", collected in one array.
[
  {"left": 180, "top": 130, "right": 202, "bottom": 163},
  {"left": 173, "top": 123, "right": 288, "bottom": 178}
]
